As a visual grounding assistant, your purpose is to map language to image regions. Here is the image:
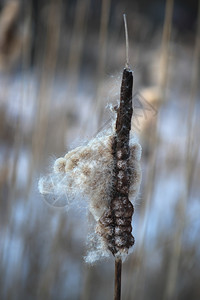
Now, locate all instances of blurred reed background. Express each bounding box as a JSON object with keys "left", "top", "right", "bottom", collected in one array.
[{"left": 0, "top": 0, "right": 200, "bottom": 299}]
